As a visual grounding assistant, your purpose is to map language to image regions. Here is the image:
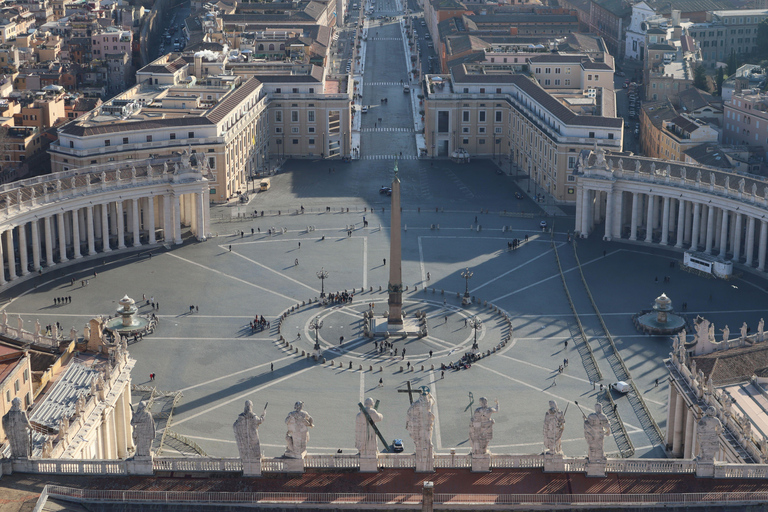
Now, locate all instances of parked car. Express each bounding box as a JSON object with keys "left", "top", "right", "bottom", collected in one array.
[
  {"left": 515, "top": 192, "right": 524, "bottom": 199},
  {"left": 361, "top": 105, "right": 368, "bottom": 113},
  {"left": 380, "top": 186, "right": 392, "bottom": 195},
  {"left": 540, "top": 220, "right": 547, "bottom": 228},
  {"left": 392, "top": 439, "right": 404, "bottom": 452},
  {"left": 610, "top": 381, "right": 631, "bottom": 394}
]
